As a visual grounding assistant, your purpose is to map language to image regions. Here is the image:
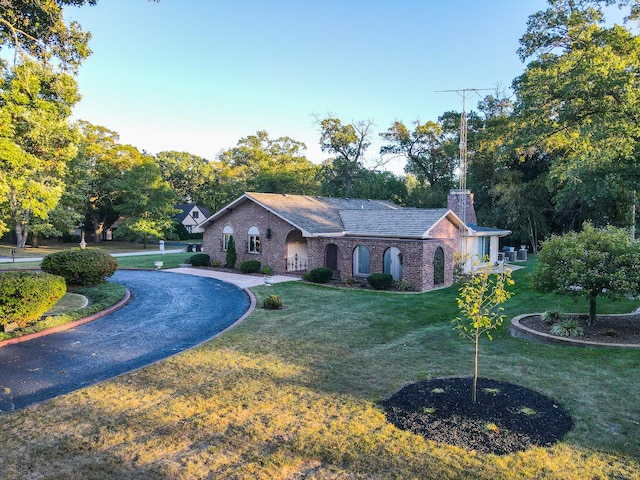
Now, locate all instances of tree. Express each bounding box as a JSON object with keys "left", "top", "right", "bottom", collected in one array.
[
  {"left": 513, "top": 0, "right": 640, "bottom": 230},
  {"left": 113, "top": 155, "right": 178, "bottom": 248},
  {"left": 218, "top": 130, "right": 320, "bottom": 196},
  {"left": 0, "top": 59, "right": 80, "bottom": 247},
  {"left": 380, "top": 120, "right": 456, "bottom": 207},
  {"left": 531, "top": 222, "right": 640, "bottom": 326},
  {"left": 317, "top": 116, "right": 373, "bottom": 197},
  {"left": 155, "top": 151, "right": 216, "bottom": 205},
  {"left": 452, "top": 261, "right": 514, "bottom": 403}
]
